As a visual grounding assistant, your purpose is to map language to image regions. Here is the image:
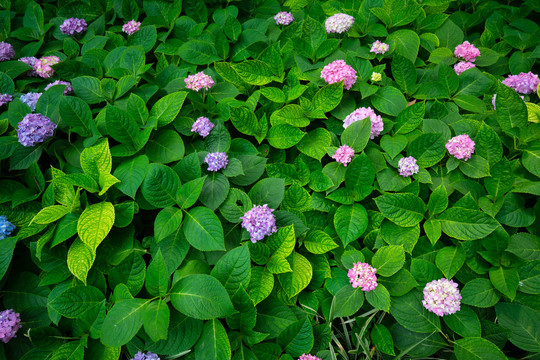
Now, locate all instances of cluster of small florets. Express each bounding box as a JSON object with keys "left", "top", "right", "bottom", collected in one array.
[
  {"left": 185, "top": 72, "right": 215, "bottom": 92},
  {"left": 0, "top": 94, "right": 13, "bottom": 107},
  {"left": 20, "top": 92, "right": 42, "bottom": 111},
  {"left": 60, "top": 18, "right": 88, "bottom": 35},
  {"left": 299, "top": 355, "right": 322, "bottom": 360},
  {"left": 398, "top": 156, "right": 419, "bottom": 177},
  {"left": 0, "top": 309, "right": 21, "bottom": 343},
  {"left": 370, "top": 40, "right": 389, "bottom": 55},
  {"left": 332, "top": 145, "right": 355, "bottom": 166},
  {"left": 454, "top": 41, "right": 481, "bottom": 62},
  {"left": 17, "top": 113, "right": 57, "bottom": 147},
  {"left": 454, "top": 61, "right": 476, "bottom": 75},
  {"left": 45, "top": 80, "right": 73, "bottom": 95},
  {"left": 0, "top": 41, "right": 15, "bottom": 61},
  {"left": 343, "top": 107, "right": 383, "bottom": 139},
  {"left": 422, "top": 278, "right": 462, "bottom": 317},
  {"left": 502, "top": 71, "right": 540, "bottom": 94},
  {"left": 191, "top": 116, "right": 215, "bottom": 138},
  {"left": 325, "top": 13, "right": 355, "bottom": 34},
  {"left": 348, "top": 262, "right": 378, "bottom": 292},
  {"left": 371, "top": 72, "right": 382, "bottom": 82},
  {"left": 131, "top": 351, "right": 160, "bottom": 360},
  {"left": 320, "top": 60, "right": 357, "bottom": 90},
  {"left": 204, "top": 152, "right": 228, "bottom": 172},
  {"left": 34, "top": 56, "right": 61, "bottom": 78},
  {"left": 123, "top": 20, "right": 141, "bottom": 35},
  {"left": 445, "top": 134, "right": 475, "bottom": 161},
  {"left": 240, "top": 204, "right": 277, "bottom": 243},
  {"left": 274, "top": 12, "right": 294, "bottom": 26},
  {"left": 0, "top": 216, "right": 16, "bottom": 240},
  {"left": 19, "top": 57, "right": 39, "bottom": 76}
]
